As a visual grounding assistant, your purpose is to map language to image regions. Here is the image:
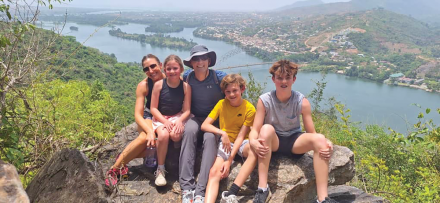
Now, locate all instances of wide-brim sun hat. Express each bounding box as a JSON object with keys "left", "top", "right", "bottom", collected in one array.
[{"left": 183, "top": 45, "right": 217, "bottom": 68}]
